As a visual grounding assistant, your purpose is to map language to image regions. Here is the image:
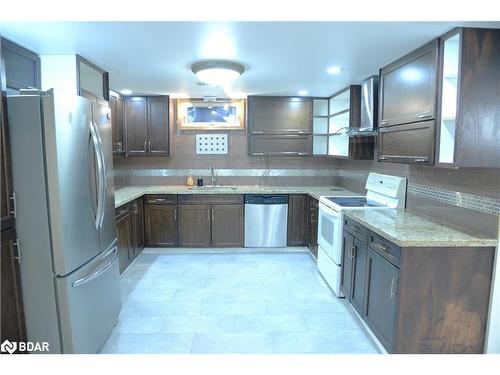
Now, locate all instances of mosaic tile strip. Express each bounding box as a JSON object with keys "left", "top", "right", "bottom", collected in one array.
[
  {"left": 338, "top": 170, "right": 500, "bottom": 216},
  {"left": 114, "top": 168, "right": 338, "bottom": 178}
]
